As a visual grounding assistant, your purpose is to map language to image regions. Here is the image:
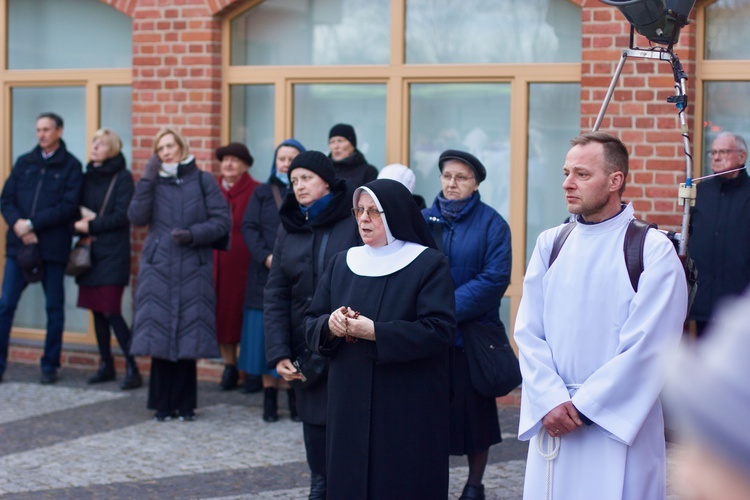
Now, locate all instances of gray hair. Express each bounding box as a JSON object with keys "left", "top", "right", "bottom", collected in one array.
[{"left": 715, "top": 132, "right": 747, "bottom": 154}]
